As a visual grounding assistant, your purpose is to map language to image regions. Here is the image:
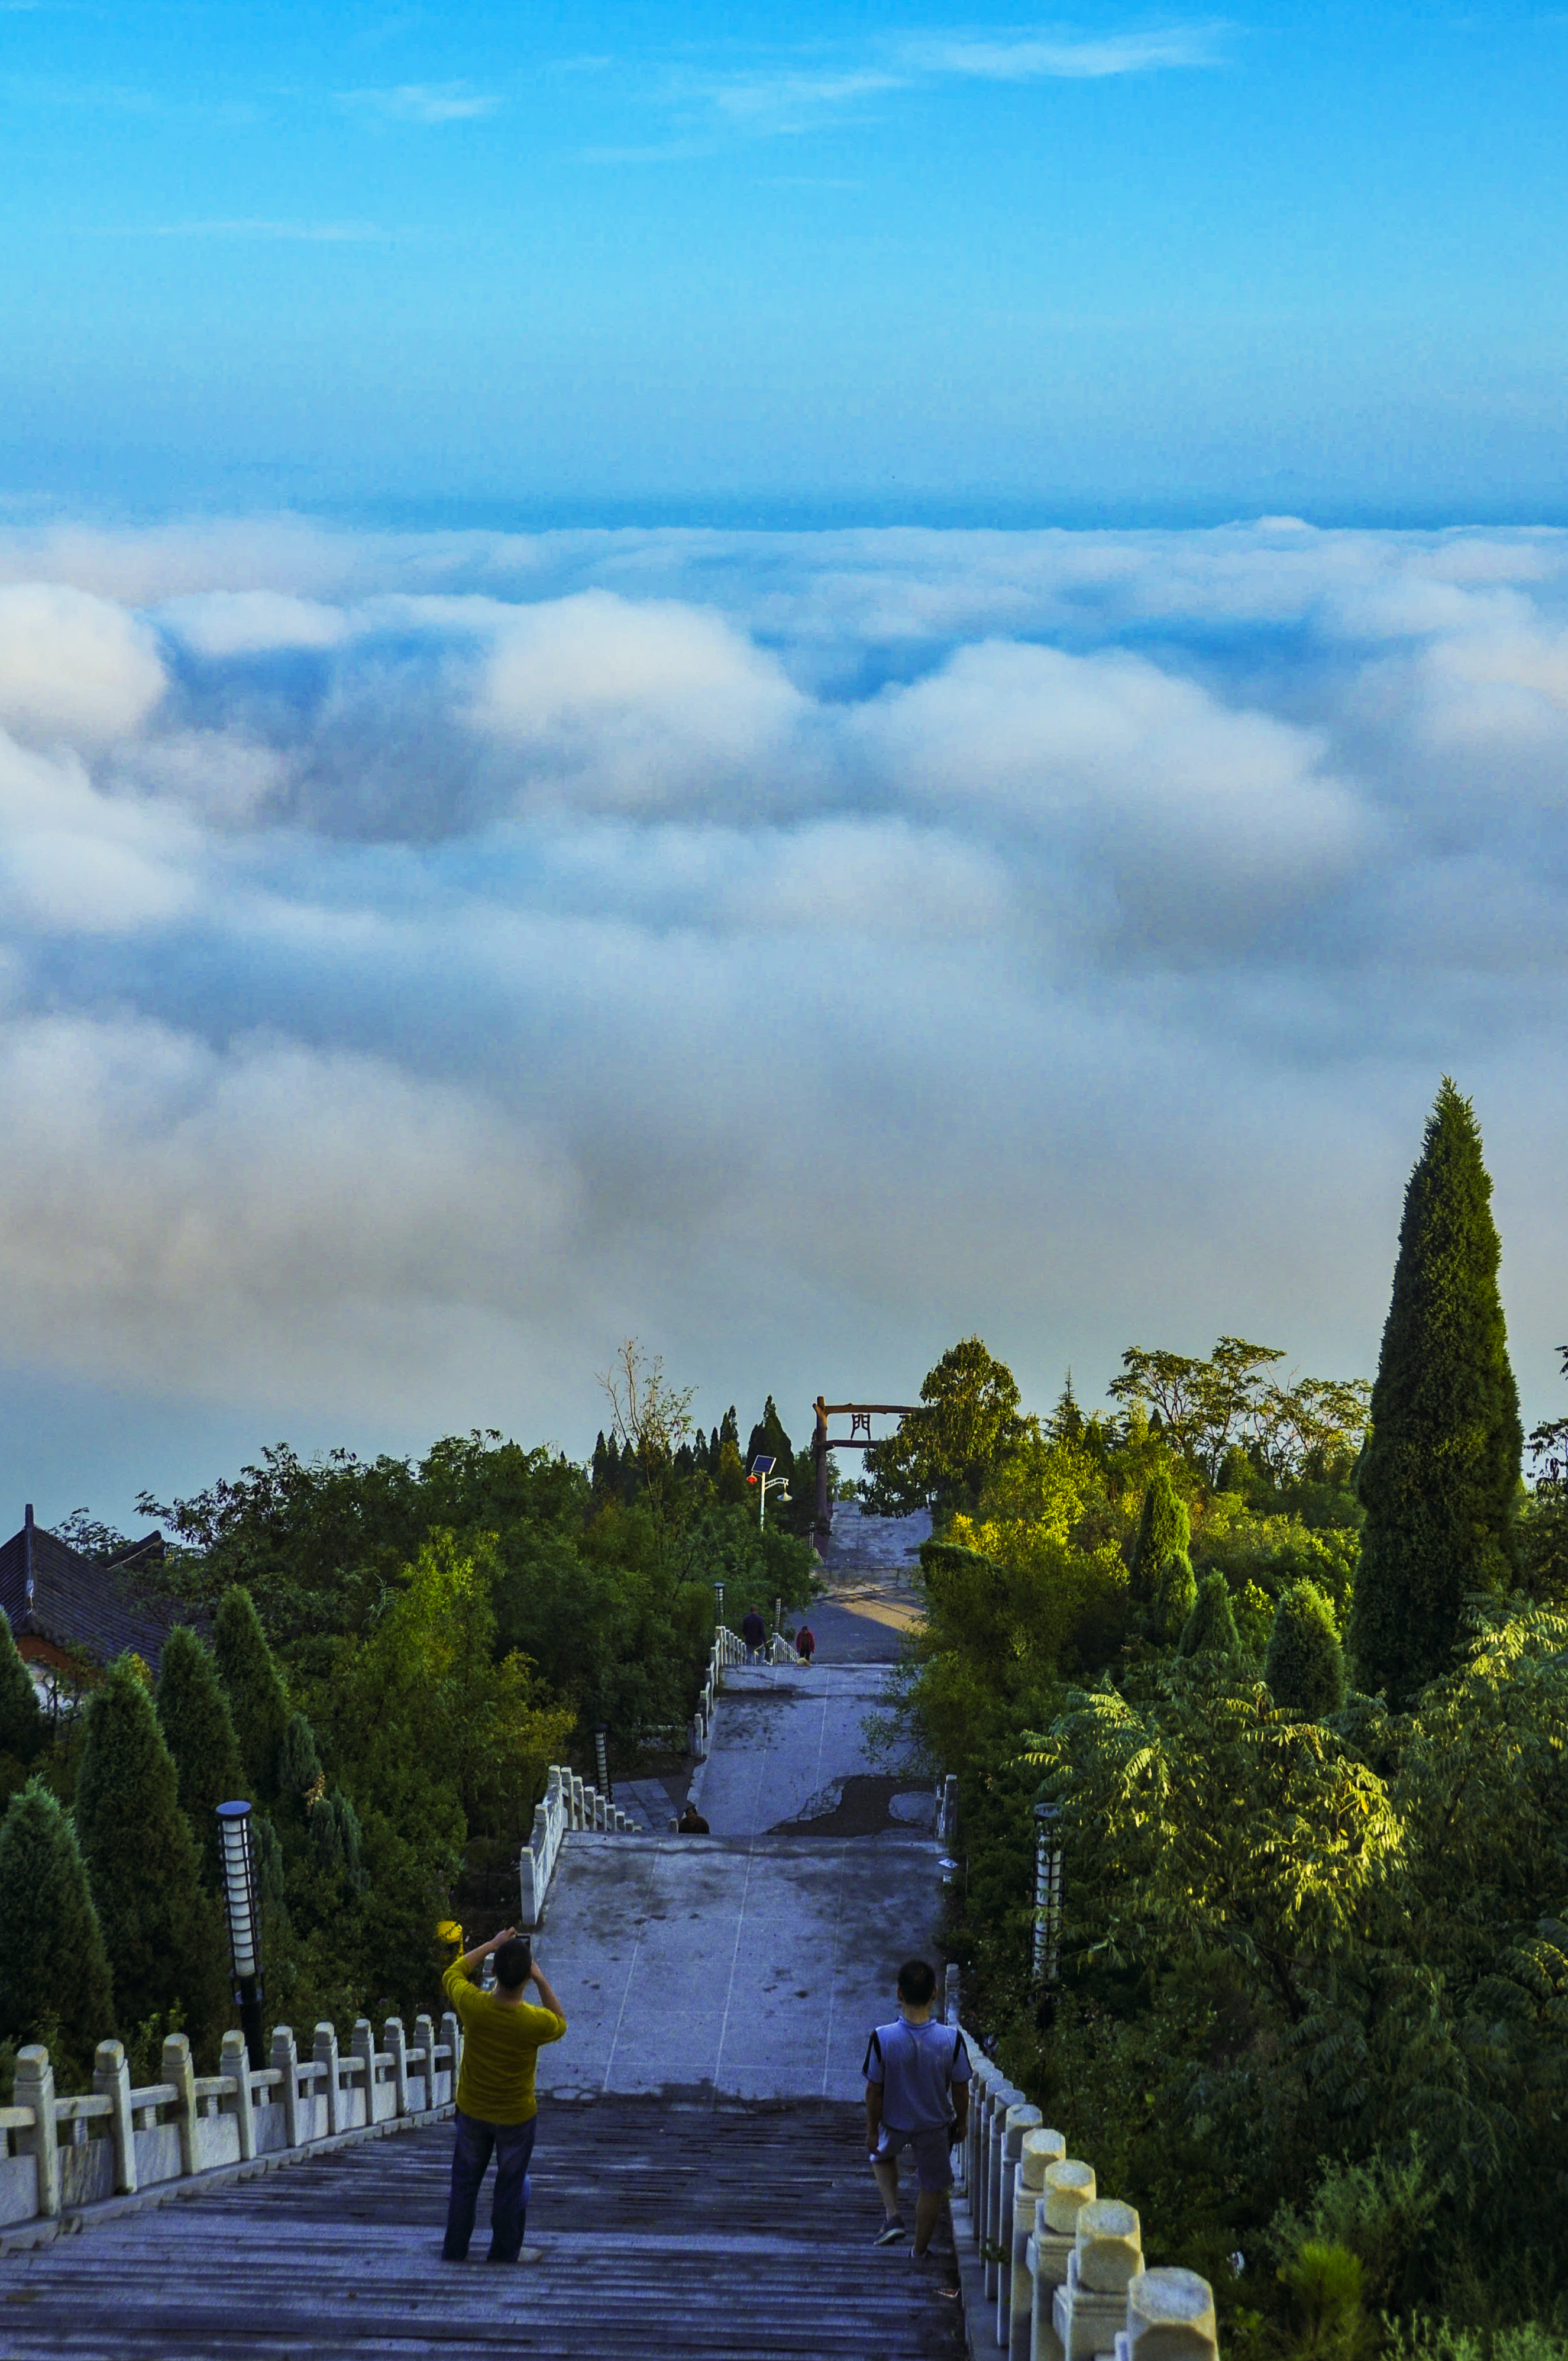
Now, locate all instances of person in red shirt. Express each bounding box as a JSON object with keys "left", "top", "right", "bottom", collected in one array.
[{"left": 795, "top": 1622, "right": 816, "bottom": 1663}]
